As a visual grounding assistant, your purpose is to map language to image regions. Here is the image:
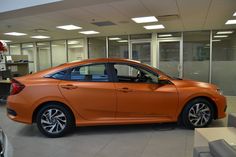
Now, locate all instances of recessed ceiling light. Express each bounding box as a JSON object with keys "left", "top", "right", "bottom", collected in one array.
[
  {"left": 0, "top": 40, "right": 11, "bottom": 43},
  {"left": 56, "top": 25, "right": 82, "bottom": 30},
  {"left": 144, "top": 24, "right": 165, "bottom": 30},
  {"left": 225, "top": 20, "right": 236, "bottom": 25},
  {"left": 31, "top": 35, "right": 50, "bottom": 39},
  {"left": 158, "top": 34, "right": 172, "bottom": 37},
  {"left": 233, "top": 12, "right": 236, "bottom": 16},
  {"left": 79, "top": 31, "right": 100, "bottom": 35},
  {"left": 216, "top": 31, "right": 234, "bottom": 34},
  {"left": 132, "top": 16, "right": 158, "bottom": 23},
  {"left": 109, "top": 37, "right": 121, "bottom": 40},
  {"left": 214, "top": 35, "right": 228, "bottom": 38},
  {"left": 117, "top": 40, "right": 128, "bottom": 43},
  {"left": 4, "top": 32, "right": 27, "bottom": 36},
  {"left": 212, "top": 39, "right": 221, "bottom": 42}
]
